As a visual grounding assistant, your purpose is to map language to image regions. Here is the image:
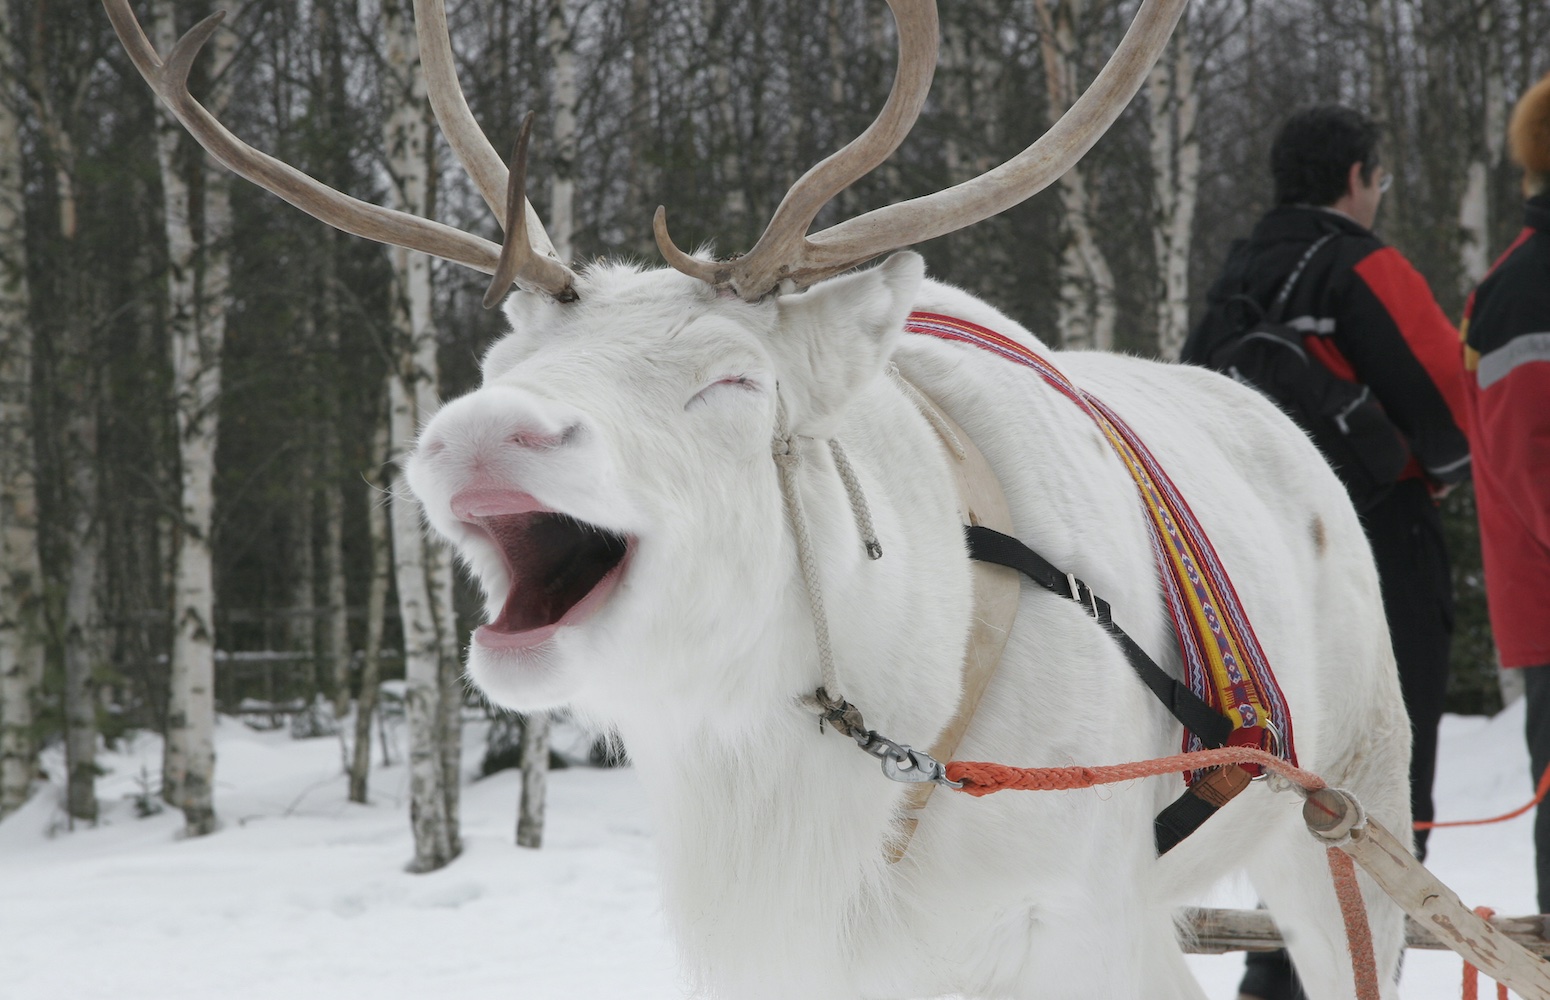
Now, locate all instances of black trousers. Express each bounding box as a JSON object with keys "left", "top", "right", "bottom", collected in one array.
[
  {"left": 1526, "top": 666, "right": 1550, "bottom": 914},
  {"left": 1361, "top": 478, "right": 1454, "bottom": 860},
  {"left": 1242, "top": 480, "right": 1454, "bottom": 997}
]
